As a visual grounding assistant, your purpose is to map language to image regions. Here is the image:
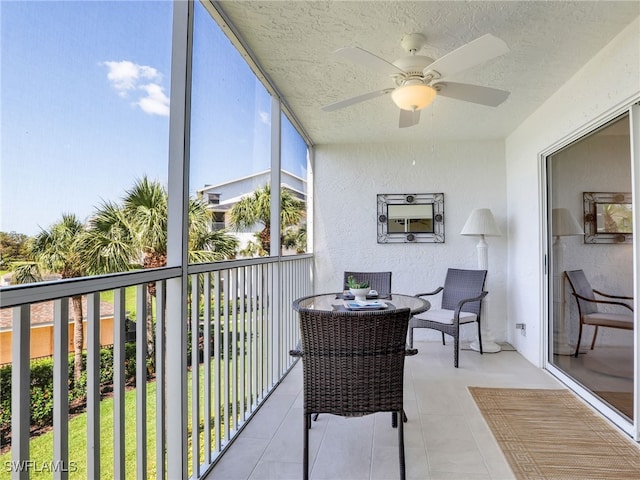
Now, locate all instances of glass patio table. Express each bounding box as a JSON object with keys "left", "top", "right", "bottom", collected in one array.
[{"left": 292, "top": 292, "right": 430, "bottom": 315}]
